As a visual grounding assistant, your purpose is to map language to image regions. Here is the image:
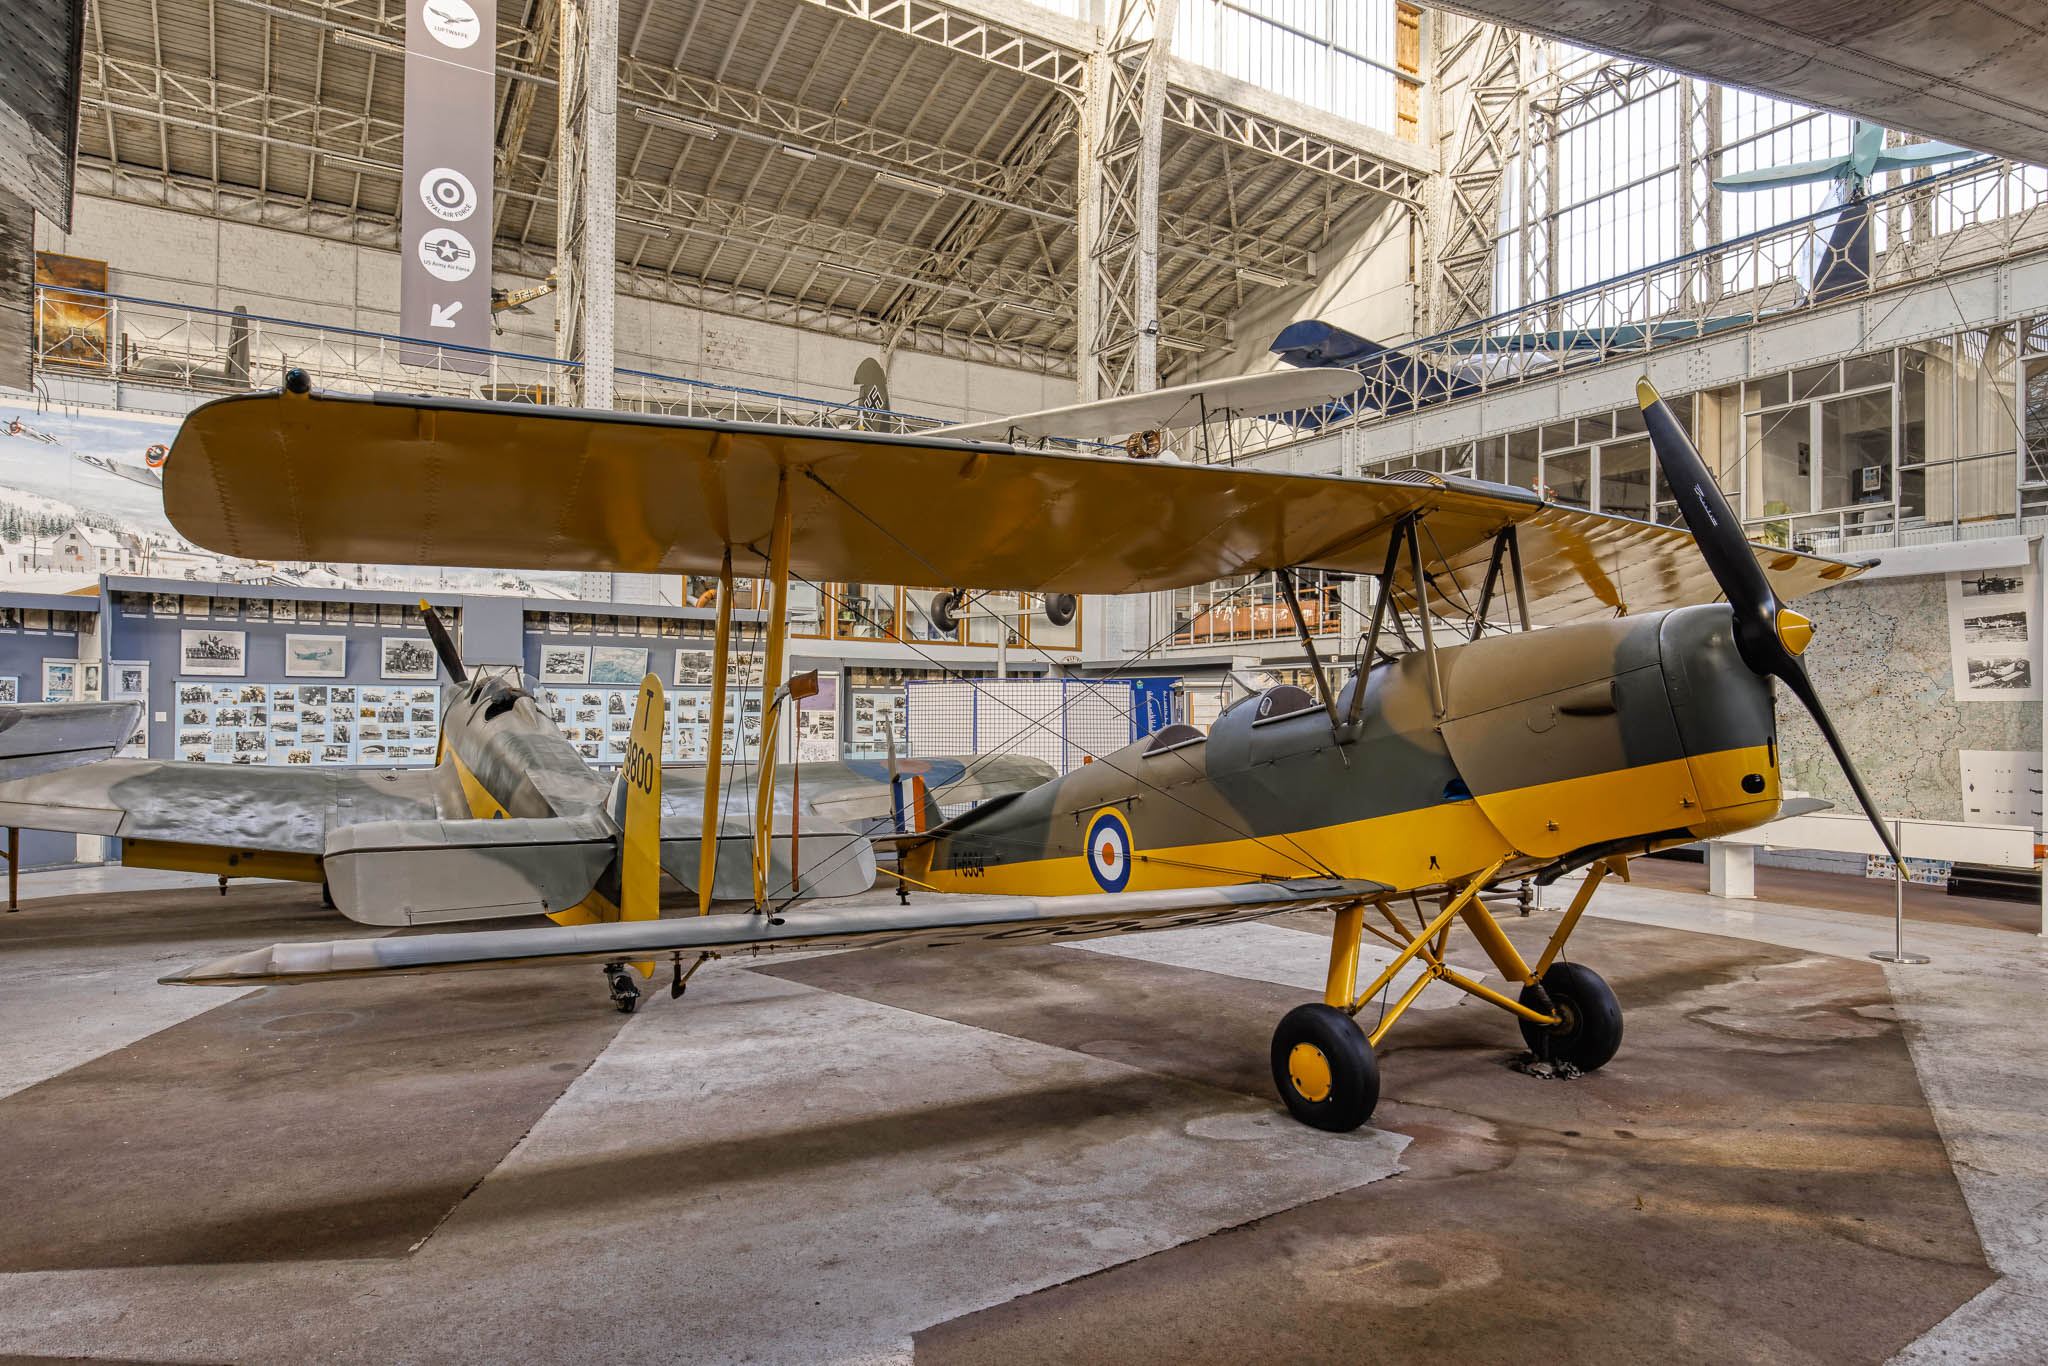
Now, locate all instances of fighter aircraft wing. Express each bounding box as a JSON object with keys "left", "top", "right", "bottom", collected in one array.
[
  {"left": 0, "top": 757, "right": 450, "bottom": 848},
  {"left": 164, "top": 385, "right": 1867, "bottom": 626},
  {"left": 934, "top": 368, "right": 1363, "bottom": 443},
  {"left": 0, "top": 701, "right": 144, "bottom": 783},
  {"left": 161, "top": 876, "right": 1385, "bottom": 985}
]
